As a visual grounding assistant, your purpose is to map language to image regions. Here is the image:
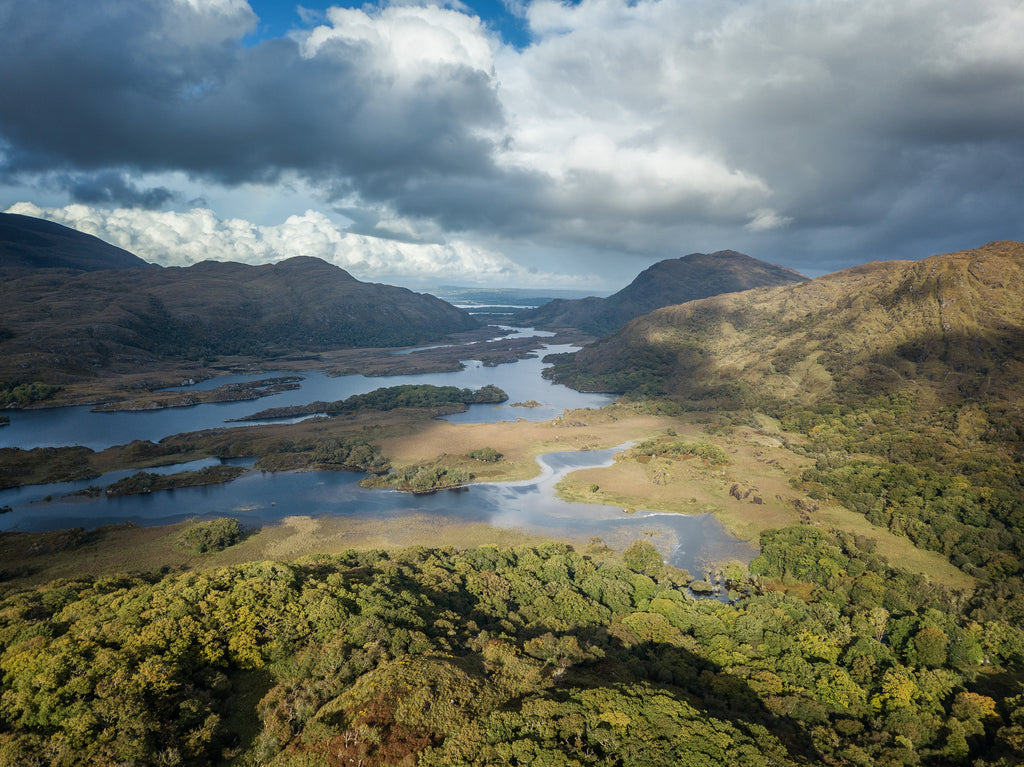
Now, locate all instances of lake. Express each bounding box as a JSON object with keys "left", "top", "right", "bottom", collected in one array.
[
  {"left": 0, "top": 331, "right": 756, "bottom": 574},
  {"left": 0, "top": 339, "right": 611, "bottom": 450}
]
